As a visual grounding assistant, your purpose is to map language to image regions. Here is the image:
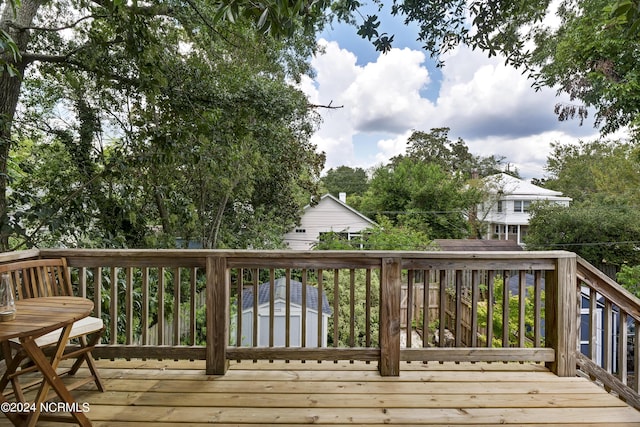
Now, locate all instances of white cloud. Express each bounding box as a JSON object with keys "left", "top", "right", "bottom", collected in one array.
[
  {"left": 304, "top": 38, "right": 614, "bottom": 179},
  {"left": 374, "top": 131, "right": 413, "bottom": 165}
]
